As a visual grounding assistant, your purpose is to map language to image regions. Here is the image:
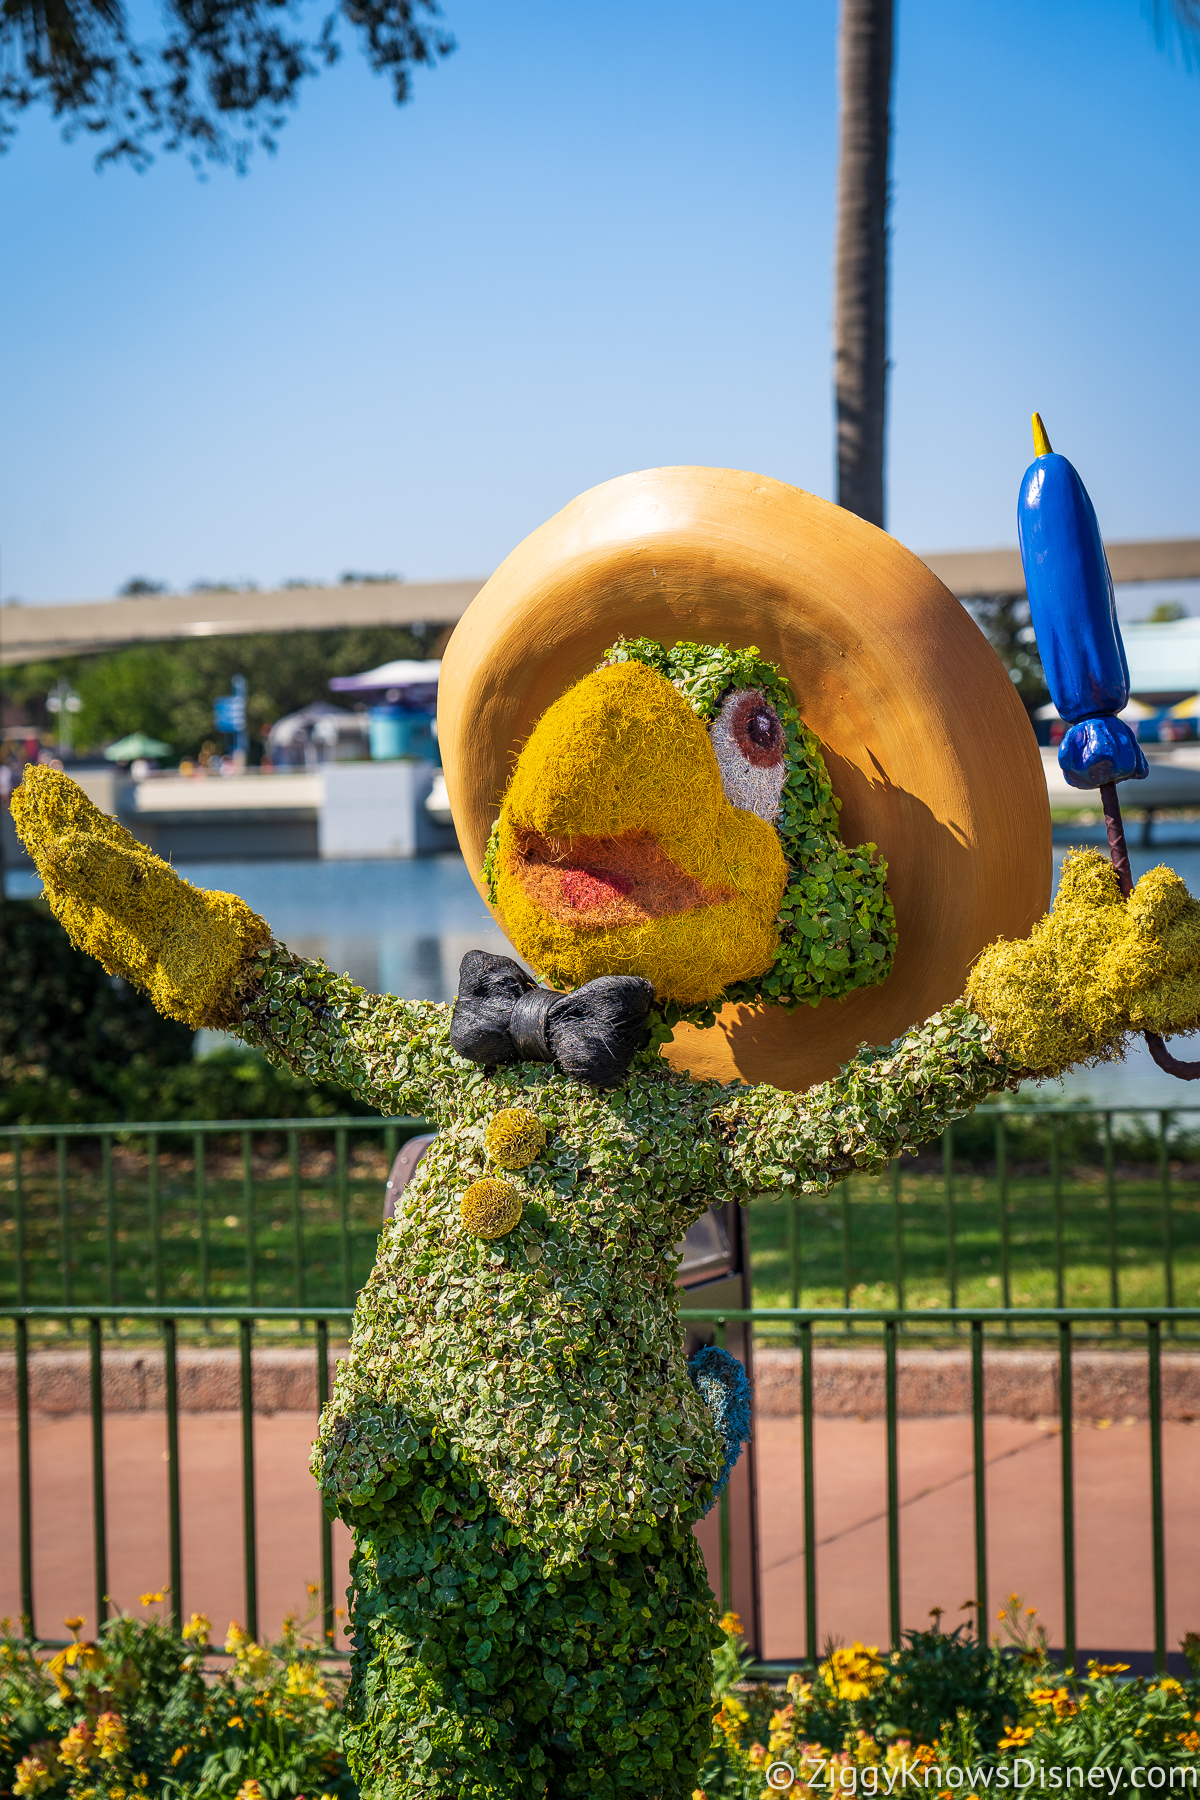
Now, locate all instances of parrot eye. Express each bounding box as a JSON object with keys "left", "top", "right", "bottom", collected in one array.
[{"left": 710, "top": 688, "right": 787, "bottom": 822}]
